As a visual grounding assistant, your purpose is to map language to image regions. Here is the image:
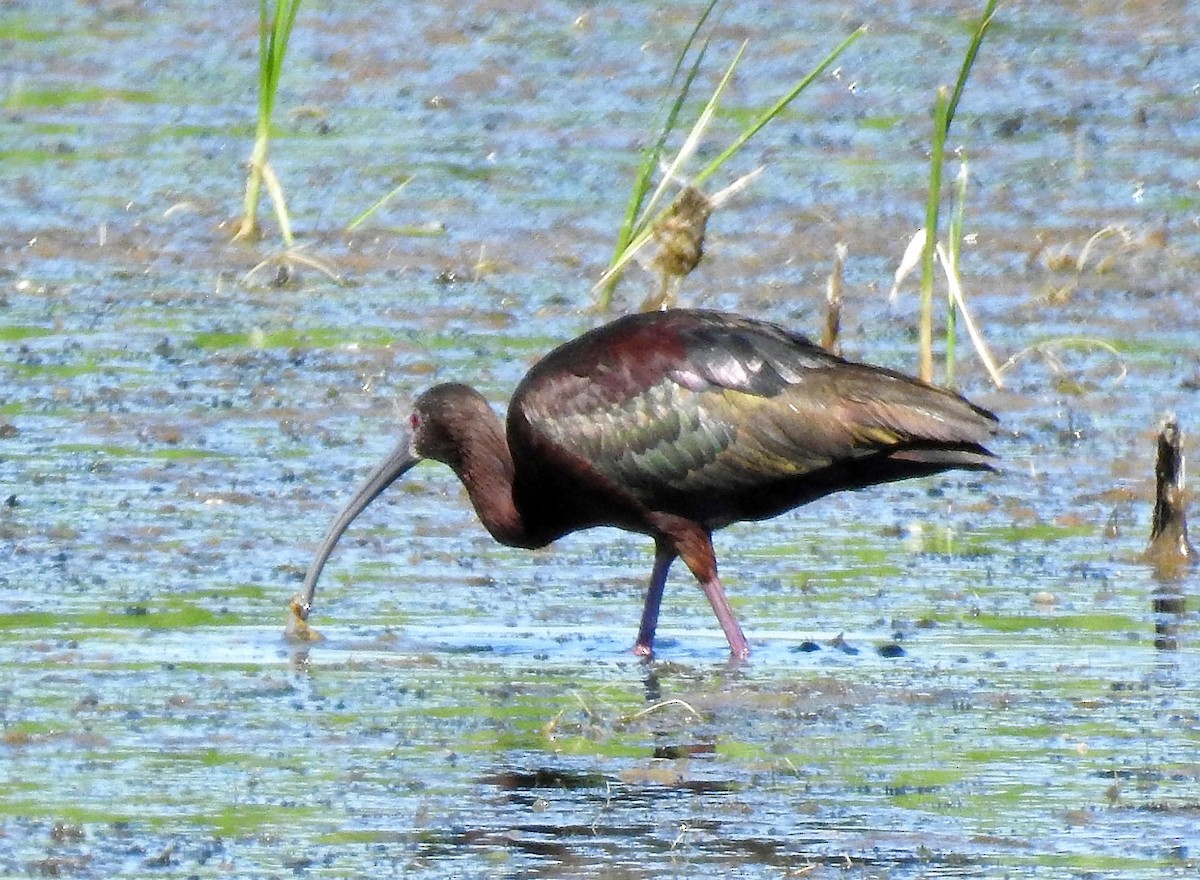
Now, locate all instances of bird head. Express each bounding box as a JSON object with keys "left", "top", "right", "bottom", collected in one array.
[
  {"left": 407, "top": 383, "right": 493, "bottom": 471},
  {"left": 292, "top": 383, "right": 498, "bottom": 622}
]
